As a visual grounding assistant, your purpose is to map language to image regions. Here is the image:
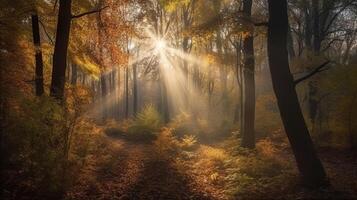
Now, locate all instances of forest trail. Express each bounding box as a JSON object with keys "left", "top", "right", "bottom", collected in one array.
[{"left": 66, "top": 135, "right": 222, "bottom": 200}]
